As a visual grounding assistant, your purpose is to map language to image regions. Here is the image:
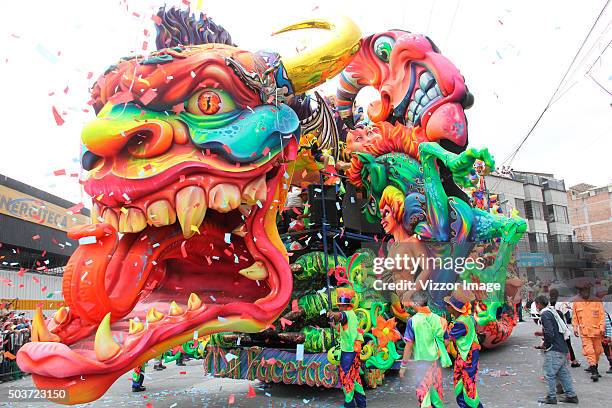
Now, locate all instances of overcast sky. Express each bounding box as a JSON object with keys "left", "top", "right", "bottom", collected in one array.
[{"left": 0, "top": 0, "right": 610, "bottom": 205}]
